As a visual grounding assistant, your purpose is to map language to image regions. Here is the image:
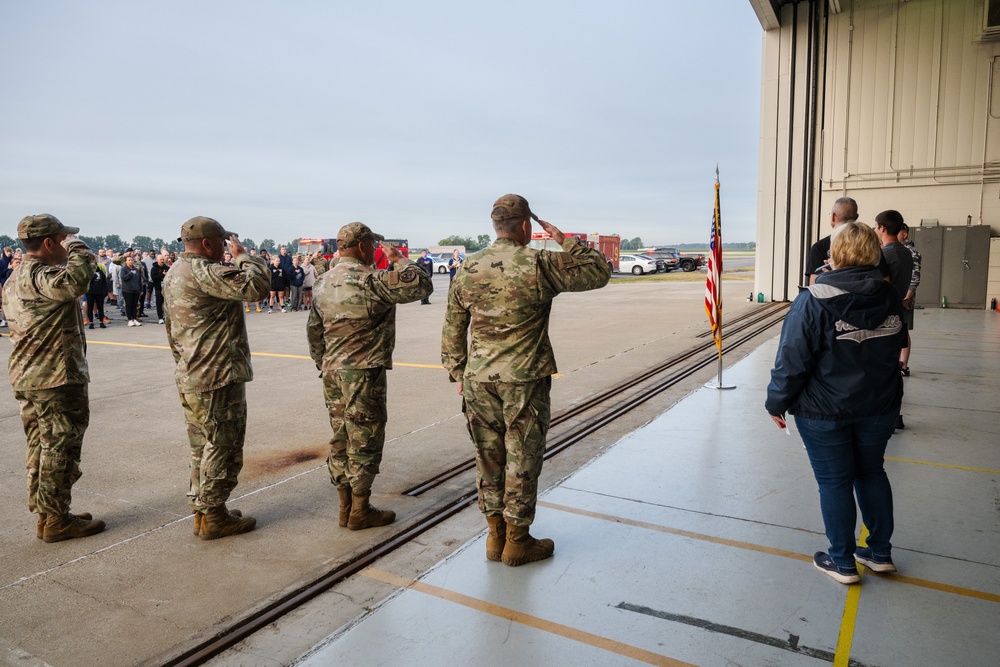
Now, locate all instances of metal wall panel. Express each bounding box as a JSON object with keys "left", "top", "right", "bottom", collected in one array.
[
  {"left": 757, "top": 0, "right": 999, "bottom": 303},
  {"left": 911, "top": 226, "right": 942, "bottom": 306}
]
